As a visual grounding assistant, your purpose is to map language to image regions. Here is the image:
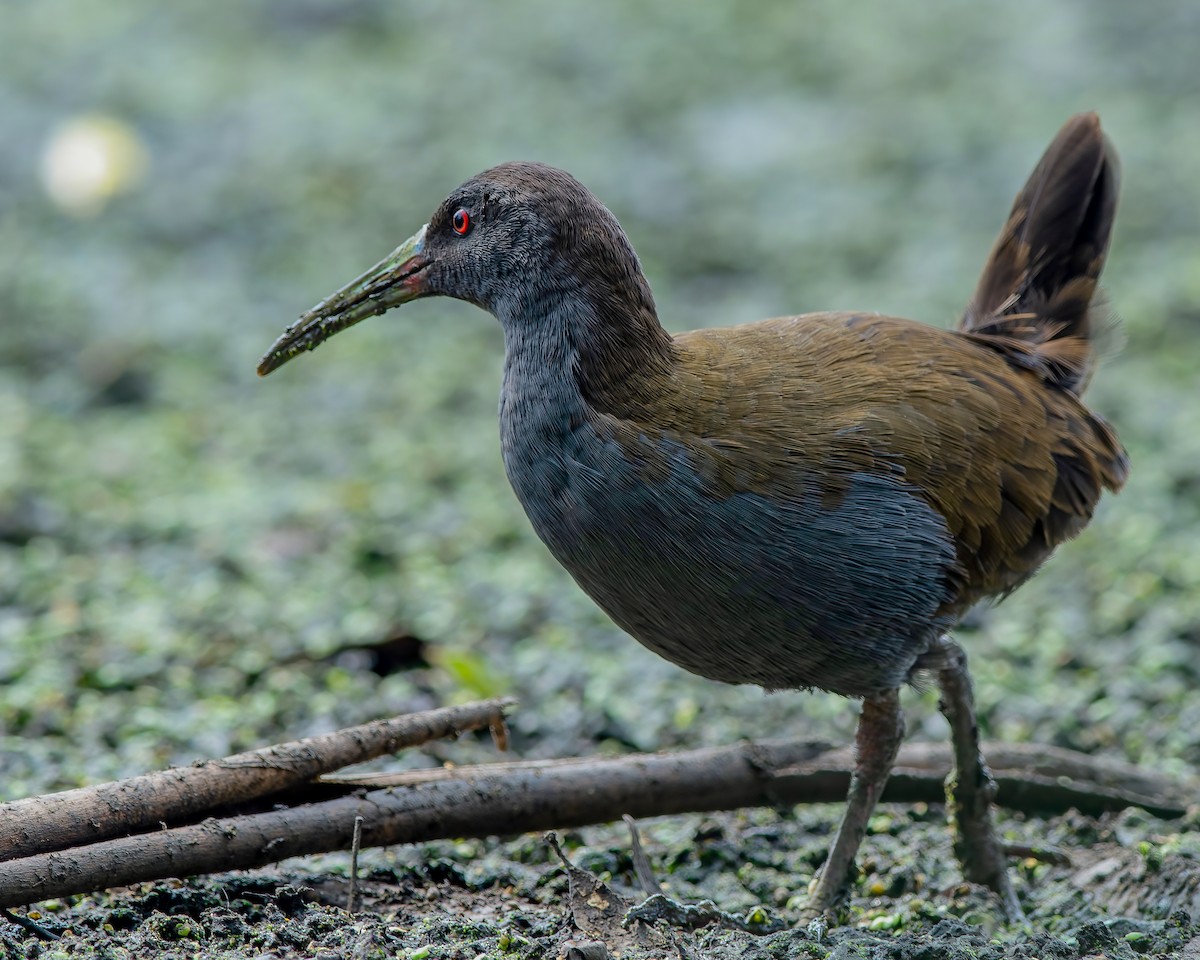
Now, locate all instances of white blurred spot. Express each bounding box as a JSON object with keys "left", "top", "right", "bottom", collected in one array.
[{"left": 39, "top": 114, "right": 149, "bottom": 217}]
